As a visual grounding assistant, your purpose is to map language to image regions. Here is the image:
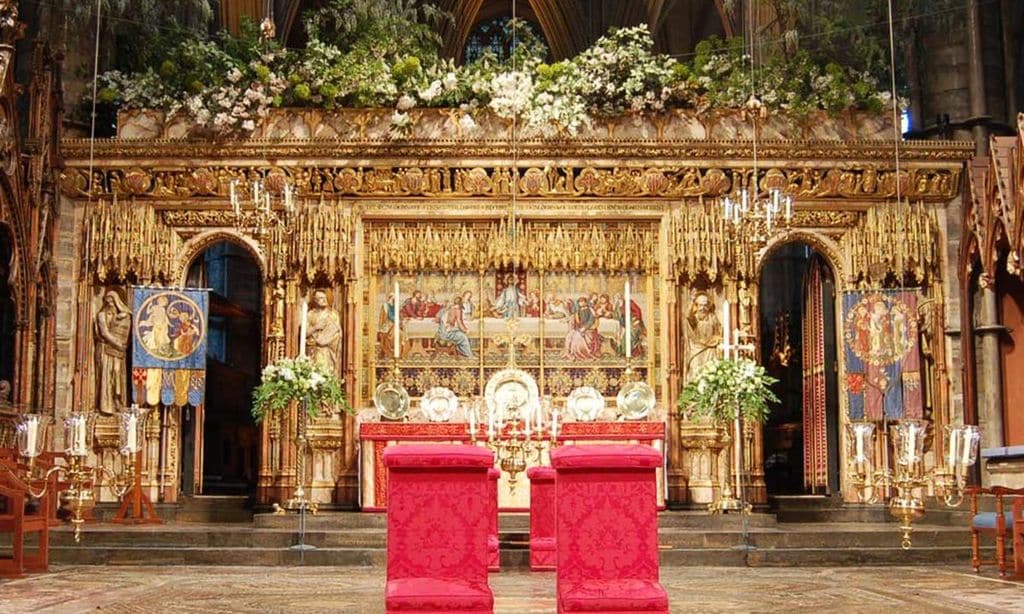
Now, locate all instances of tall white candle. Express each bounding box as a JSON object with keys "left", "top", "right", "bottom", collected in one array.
[
  {"left": 551, "top": 409, "right": 558, "bottom": 439},
  {"left": 947, "top": 429, "right": 958, "bottom": 469},
  {"left": 468, "top": 402, "right": 476, "bottom": 437},
  {"left": 907, "top": 424, "right": 916, "bottom": 463},
  {"left": 961, "top": 429, "right": 973, "bottom": 466},
  {"left": 25, "top": 416, "right": 38, "bottom": 457},
  {"left": 722, "top": 299, "right": 731, "bottom": 360},
  {"left": 73, "top": 416, "right": 87, "bottom": 456},
  {"left": 855, "top": 426, "right": 865, "bottom": 462},
  {"left": 393, "top": 280, "right": 400, "bottom": 359},
  {"left": 298, "top": 298, "right": 309, "bottom": 358},
  {"left": 525, "top": 407, "right": 532, "bottom": 439},
  {"left": 624, "top": 279, "right": 632, "bottom": 359},
  {"left": 126, "top": 413, "right": 138, "bottom": 453}
]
